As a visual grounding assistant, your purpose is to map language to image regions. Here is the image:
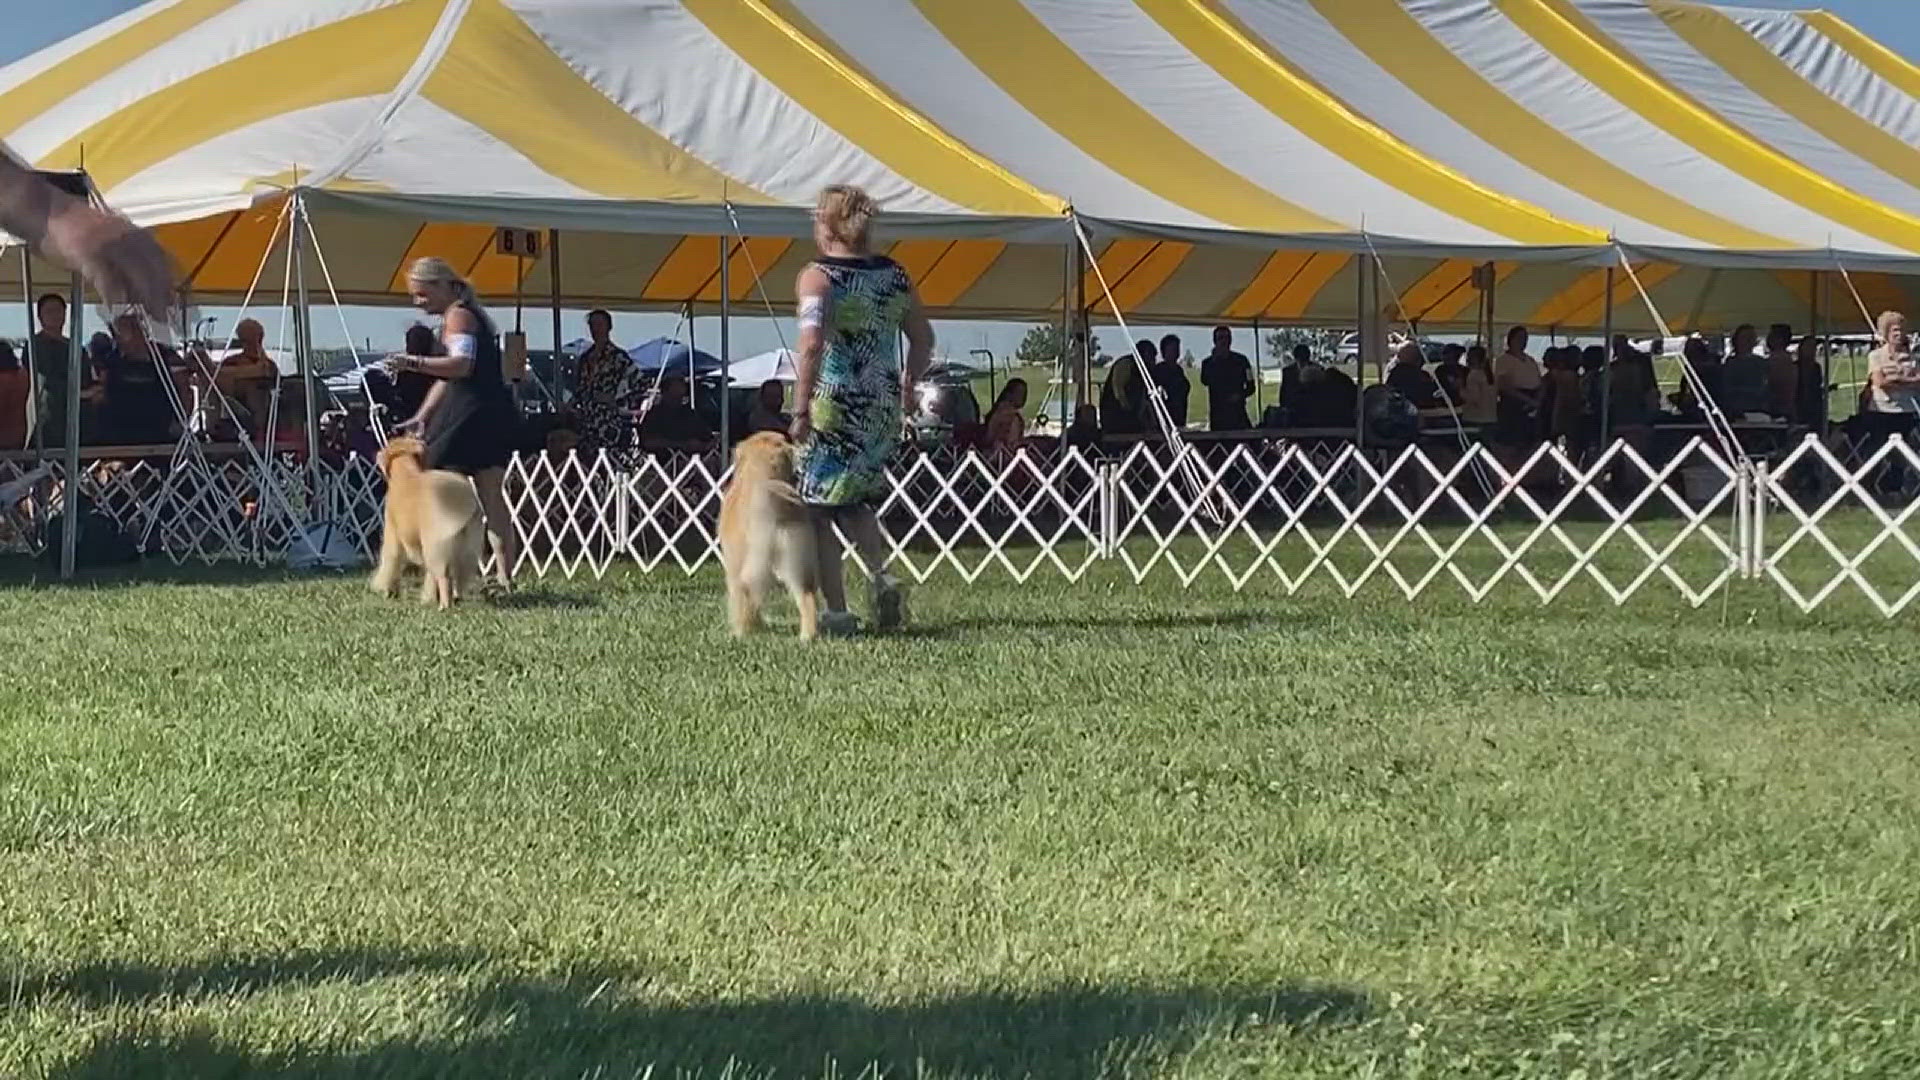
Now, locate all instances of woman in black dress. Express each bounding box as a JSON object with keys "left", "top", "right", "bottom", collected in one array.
[{"left": 386, "top": 256, "right": 518, "bottom": 590}]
